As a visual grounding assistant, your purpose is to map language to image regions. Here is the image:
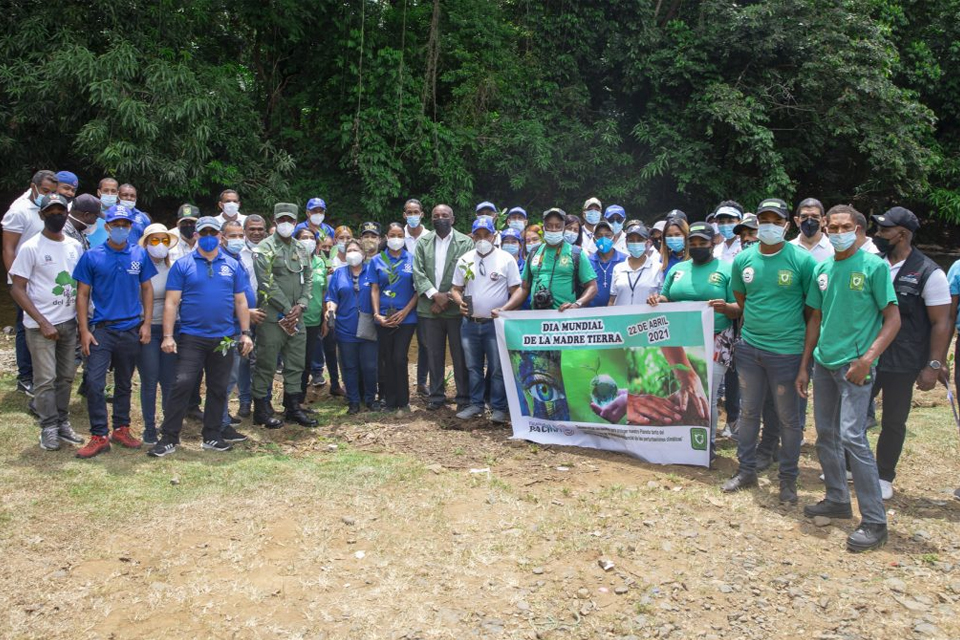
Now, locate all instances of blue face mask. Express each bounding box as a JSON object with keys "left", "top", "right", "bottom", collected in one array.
[
  {"left": 108, "top": 225, "right": 131, "bottom": 245},
  {"left": 508, "top": 219, "right": 526, "bottom": 232},
  {"left": 100, "top": 194, "right": 117, "bottom": 208},
  {"left": 563, "top": 230, "right": 579, "bottom": 245},
  {"left": 527, "top": 241, "right": 542, "bottom": 254},
  {"left": 665, "top": 236, "right": 685, "bottom": 253},
  {"left": 198, "top": 235, "right": 220, "bottom": 252},
  {"left": 595, "top": 236, "right": 614, "bottom": 253},
  {"left": 544, "top": 230, "right": 564, "bottom": 246},
  {"left": 610, "top": 221, "right": 624, "bottom": 235},
  {"left": 226, "top": 238, "right": 245, "bottom": 254},
  {"left": 33, "top": 191, "right": 44, "bottom": 207},
  {"left": 626, "top": 242, "right": 646, "bottom": 258},
  {"left": 829, "top": 230, "right": 857, "bottom": 252},
  {"left": 502, "top": 242, "right": 520, "bottom": 256},
  {"left": 758, "top": 223, "right": 786, "bottom": 246},
  {"left": 584, "top": 210, "right": 601, "bottom": 225},
  {"left": 406, "top": 215, "right": 421, "bottom": 229},
  {"left": 718, "top": 223, "right": 736, "bottom": 240}
]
